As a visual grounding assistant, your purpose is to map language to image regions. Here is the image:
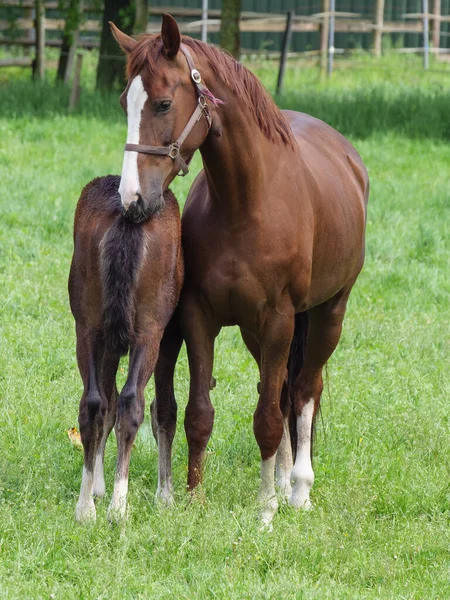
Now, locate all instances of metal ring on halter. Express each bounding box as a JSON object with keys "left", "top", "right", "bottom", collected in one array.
[
  {"left": 168, "top": 143, "right": 180, "bottom": 159},
  {"left": 191, "top": 69, "right": 202, "bottom": 84}
]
